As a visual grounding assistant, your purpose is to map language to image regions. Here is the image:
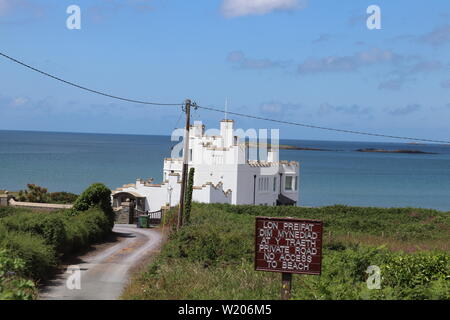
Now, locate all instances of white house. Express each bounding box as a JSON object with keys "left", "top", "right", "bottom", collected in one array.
[{"left": 112, "top": 119, "right": 299, "bottom": 212}]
